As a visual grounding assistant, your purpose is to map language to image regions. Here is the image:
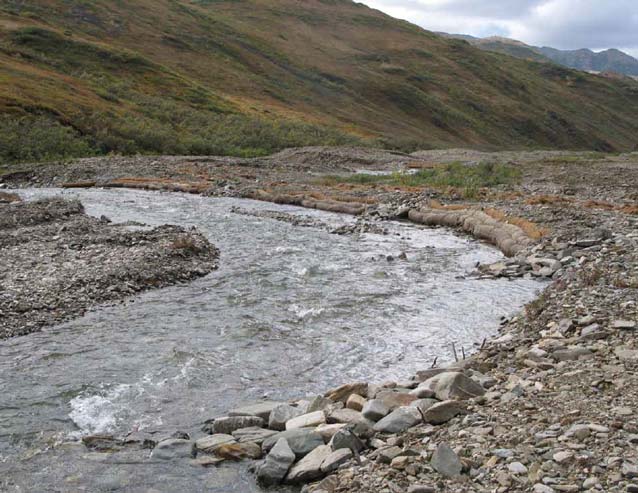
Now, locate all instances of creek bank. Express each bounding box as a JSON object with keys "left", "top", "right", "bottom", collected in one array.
[
  {"left": 82, "top": 223, "right": 637, "bottom": 493},
  {"left": 0, "top": 197, "right": 219, "bottom": 338},
  {"left": 4, "top": 148, "right": 638, "bottom": 492}
]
